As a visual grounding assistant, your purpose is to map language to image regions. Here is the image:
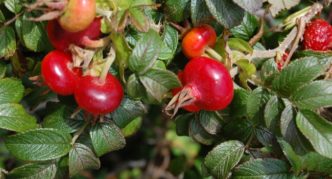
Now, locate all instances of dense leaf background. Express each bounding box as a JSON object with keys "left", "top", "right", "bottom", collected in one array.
[{"left": 1, "top": 0, "right": 332, "bottom": 178}]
